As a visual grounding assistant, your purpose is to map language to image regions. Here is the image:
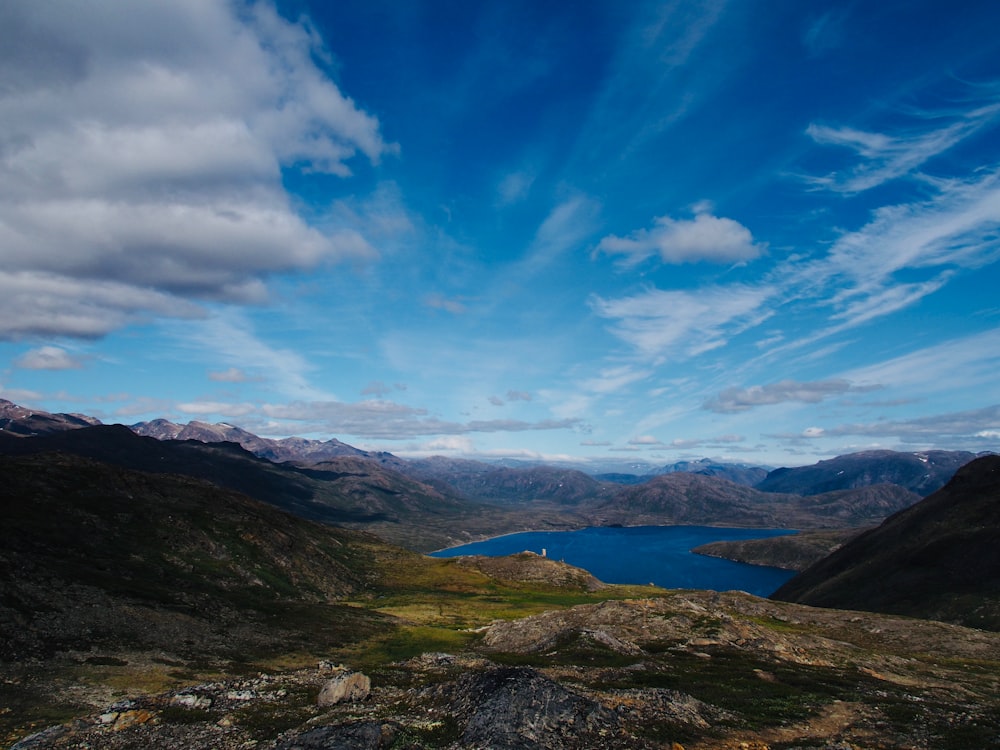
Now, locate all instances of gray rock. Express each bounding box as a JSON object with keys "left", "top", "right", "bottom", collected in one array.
[
  {"left": 170, "top": 692, "right": 213, "bottom": 709},
  {"left": 442, "top": 666, "right": 626, "bottom": 749},
  {"left": 273, "top": 721, "right": 398, "bottom": 749},
  {"left": 317, "top": 671, "right": 371, "bottom": 706}
]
